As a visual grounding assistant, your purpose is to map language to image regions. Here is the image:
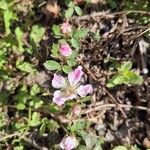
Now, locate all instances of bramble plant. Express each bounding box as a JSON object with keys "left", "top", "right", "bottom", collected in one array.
[
  {"left": 44, "top": 21, "right": 88, "bottom": 73},
  {"left": 106, "top": 61, "right": 143, "bottom": 88}
]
